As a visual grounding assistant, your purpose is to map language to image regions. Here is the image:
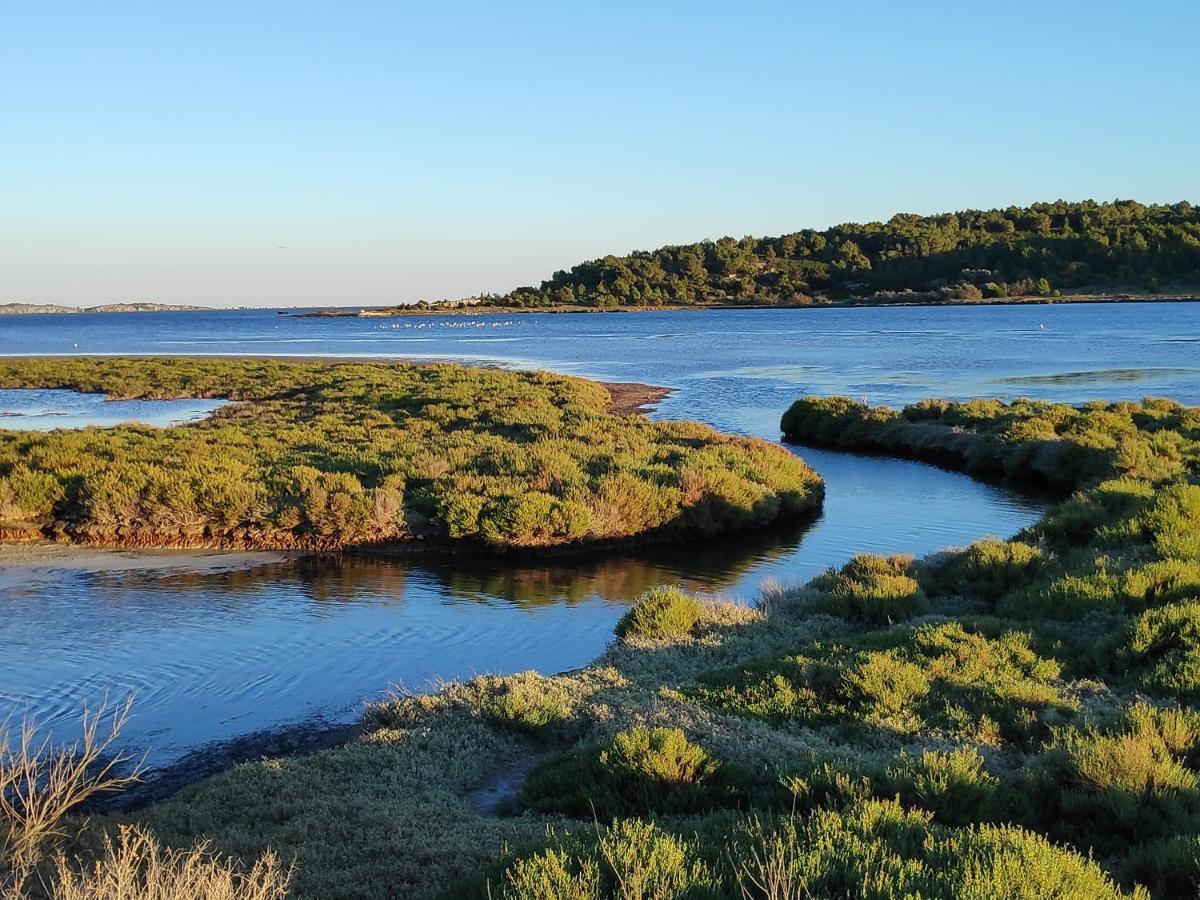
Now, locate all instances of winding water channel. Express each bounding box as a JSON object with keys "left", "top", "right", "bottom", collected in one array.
[{"left": 3, "top": 301, "right": 1198, "bottom": 767}]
